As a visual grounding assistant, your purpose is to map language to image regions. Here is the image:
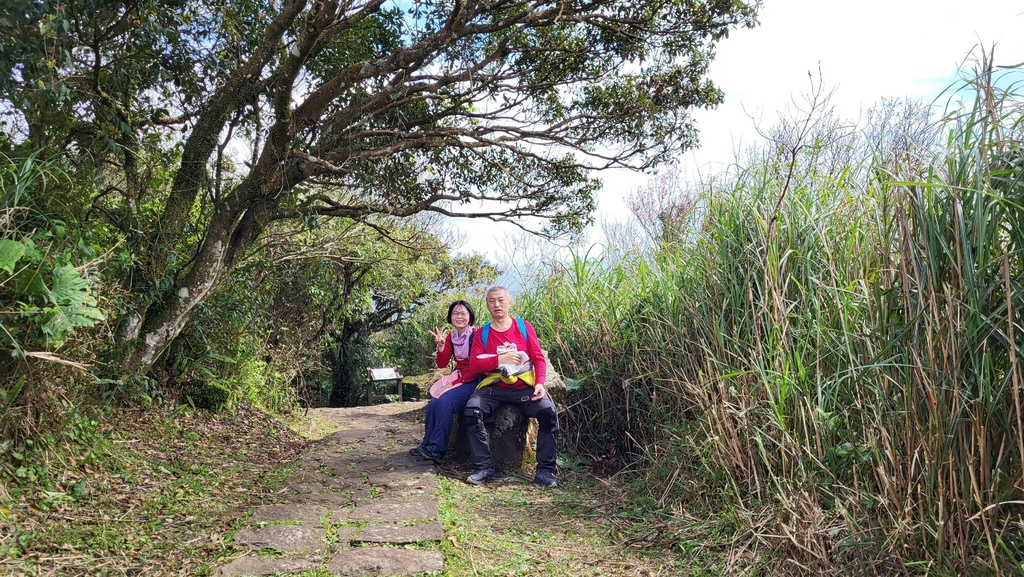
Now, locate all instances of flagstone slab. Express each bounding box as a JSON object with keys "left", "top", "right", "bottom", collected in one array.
[
  {"left": 380, "top": 484, "right": 439, "bottom": 499},
  {"left": 346, "top": 497, "right": 437, "bottom": 522},
  {"left": 283, "top": 482, "right": 327, "bottom": 495},
  {"left": 366, "top": 469, "right": 435, "bottom": 487},
  {"left": 214, "top": 402, "right": 446, "bottom": 576},
  {"left": 322, "top": 456, "right": 386, "bottom": 473},
  {"left": 326, "top": 546, "right": 444, "bottom": 576},
  {"left": 250, "top": 504, "right": 328, "bottom": 525},
  {"left": 214, "top": 555, "right": 321, "bottom": 577},
  {"left": 290, "top": 471, "right": 331, "bottom": 484},
  {"left": 291, "top": 454, "right": 330, "bottom": 465},
  {"left": 234, "top": 524, "right": 327, "bottom": 554},
  {"left": 331, "top": 451, "right": 390, "bottom": 463},
  {"left": 353, "top": 520, "right": 443, "bottom": 544},
  {"left": 280, "top": 492, "right": 354, "bottom": 508},
  {"left": 381, "top": 453, "right": 427, "bottom": 467},
  {"left": 320, "top": 476, "right": 360, "bottom": 492}
]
